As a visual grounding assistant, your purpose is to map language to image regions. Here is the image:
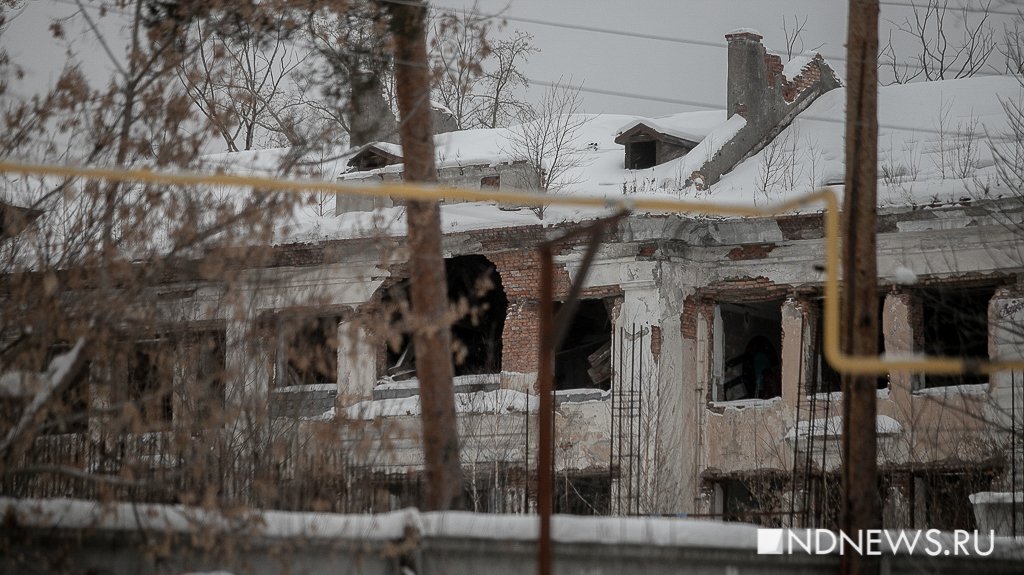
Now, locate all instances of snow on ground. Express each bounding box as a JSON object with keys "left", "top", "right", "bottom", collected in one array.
[{"left": 0, "top": 497, "right": 417, "bottom": 541}]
